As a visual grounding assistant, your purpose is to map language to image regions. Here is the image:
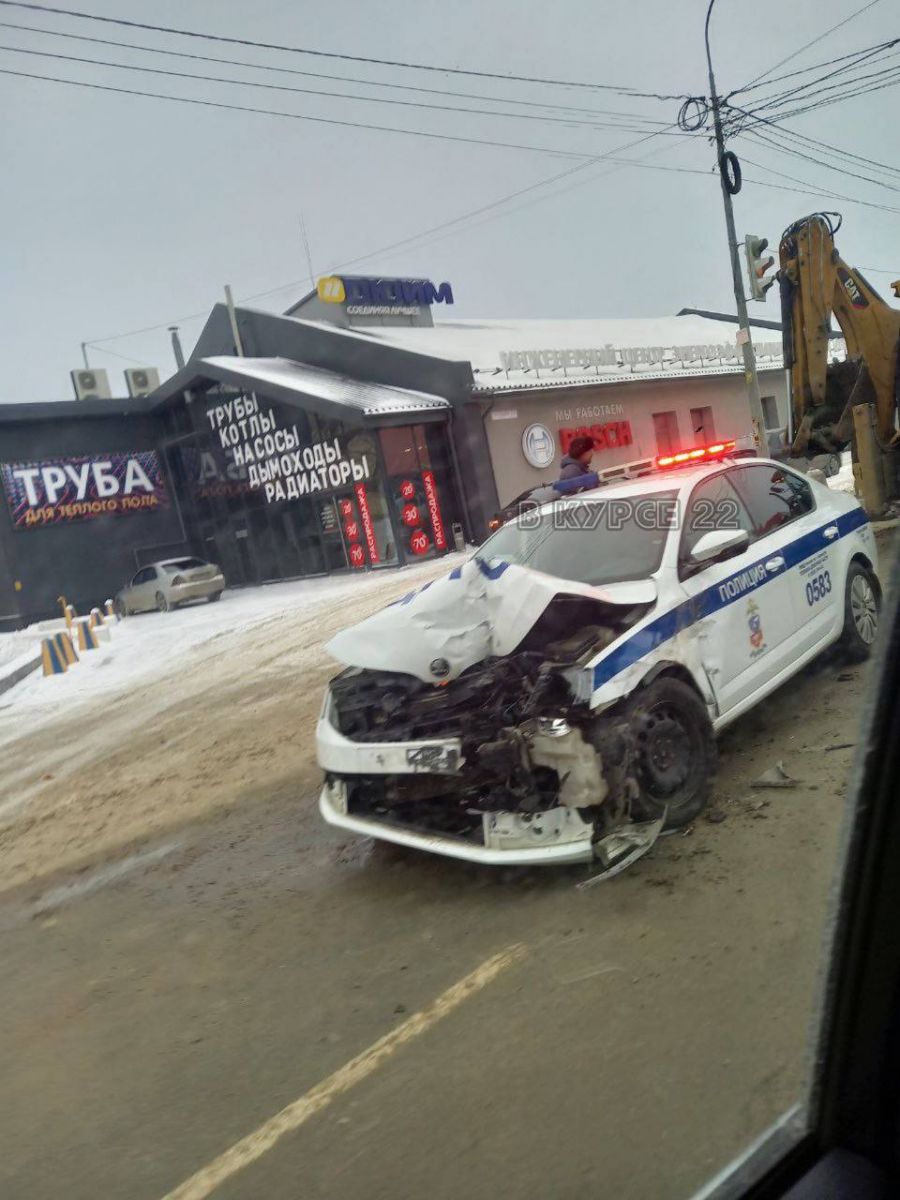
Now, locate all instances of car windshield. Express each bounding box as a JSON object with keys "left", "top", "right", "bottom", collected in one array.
[
  {"left": 162, "top": 558, "right": 206, "bottom": 572},
  {"left": 476, "top": 490, "right": 677, "bottom": 585}
]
